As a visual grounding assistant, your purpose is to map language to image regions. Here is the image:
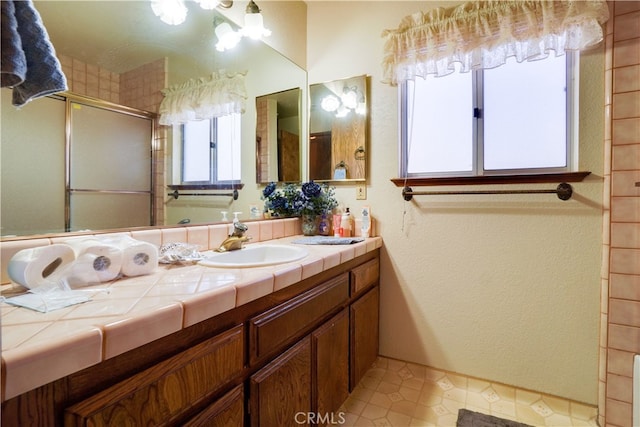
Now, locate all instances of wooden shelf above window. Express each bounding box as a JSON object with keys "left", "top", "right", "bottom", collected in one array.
[{"left": 391, "top": 172, "right": 590, "bottom": 187}]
